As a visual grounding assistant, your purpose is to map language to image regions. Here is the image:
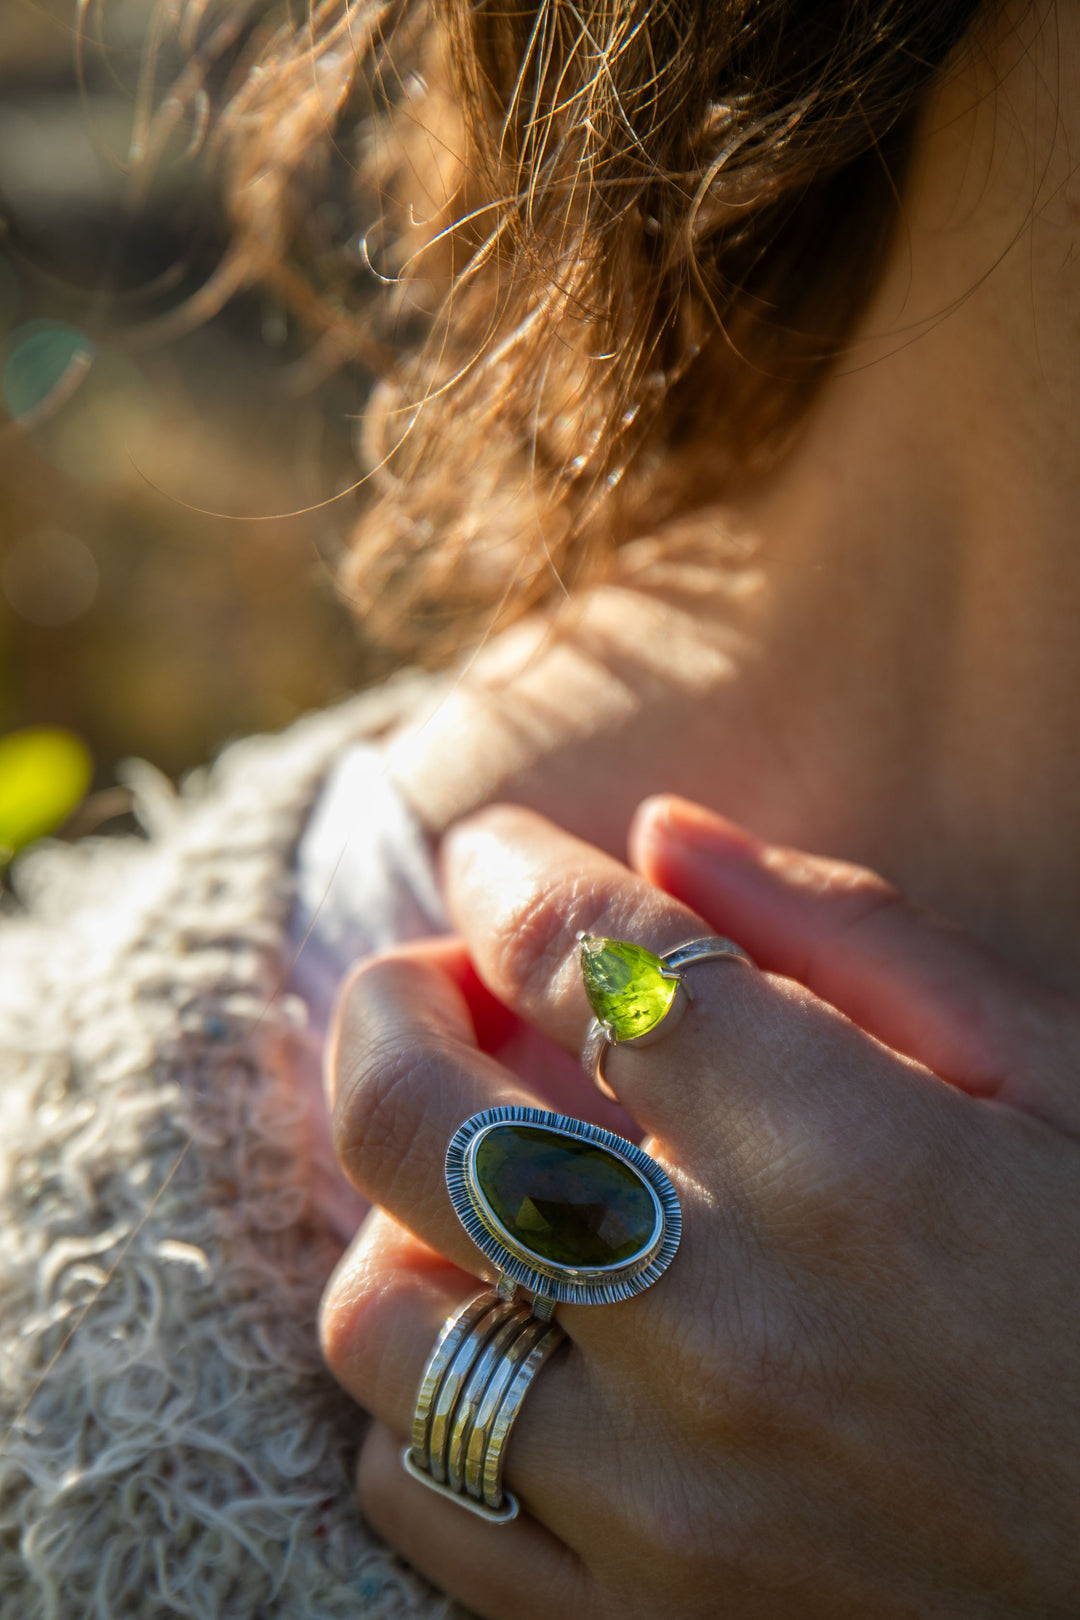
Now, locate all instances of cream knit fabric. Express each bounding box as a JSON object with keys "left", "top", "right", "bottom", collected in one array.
[{"left": 0, "top": 679, "right": 459, "bottom": 1619}]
